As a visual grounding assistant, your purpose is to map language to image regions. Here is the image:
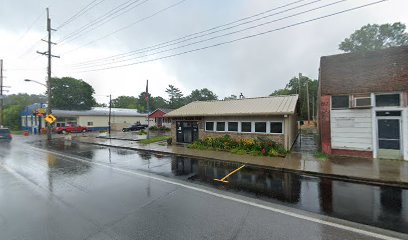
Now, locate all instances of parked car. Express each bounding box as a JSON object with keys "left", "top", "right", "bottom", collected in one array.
[
  {"left": 0, "top": 128, "right": 12, "bottom": 141},
  {"left": 122, "top": 123, "right": 148, "bottom": 132},
  {"left": 54, "top": 125, "right": 89, "bottom": 134}
]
